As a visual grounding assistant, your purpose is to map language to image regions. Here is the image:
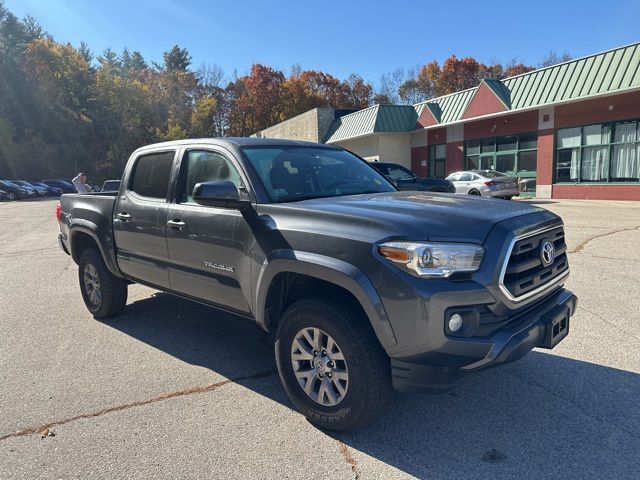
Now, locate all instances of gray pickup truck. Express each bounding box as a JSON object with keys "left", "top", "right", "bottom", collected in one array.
[{"left": 57, "top": 138, "right": 576, "bottom": 431}]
